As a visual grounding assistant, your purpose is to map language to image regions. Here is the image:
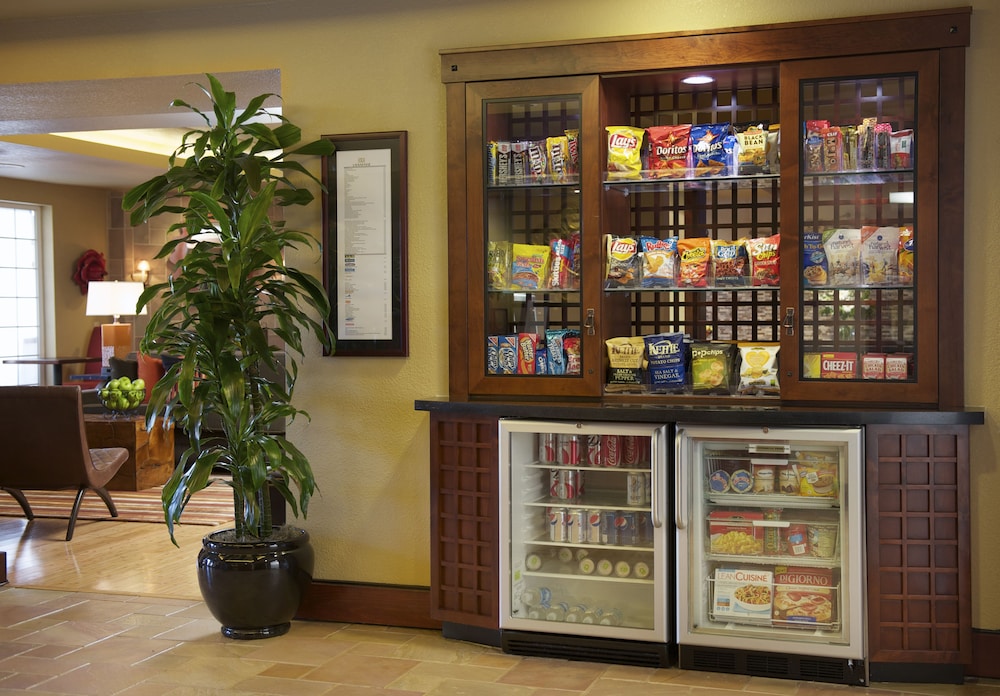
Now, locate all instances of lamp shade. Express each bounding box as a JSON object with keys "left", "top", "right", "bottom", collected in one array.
[{"left": 85, "top": 281, "right": 147, "bottom": 320}]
